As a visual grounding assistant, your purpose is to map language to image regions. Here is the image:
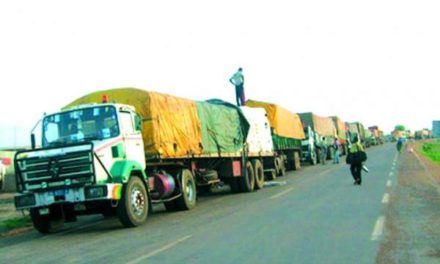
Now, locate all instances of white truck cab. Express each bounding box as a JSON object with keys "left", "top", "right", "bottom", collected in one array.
[{"left": 14, "top": 102, "right": 149, "bottom": 233}]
